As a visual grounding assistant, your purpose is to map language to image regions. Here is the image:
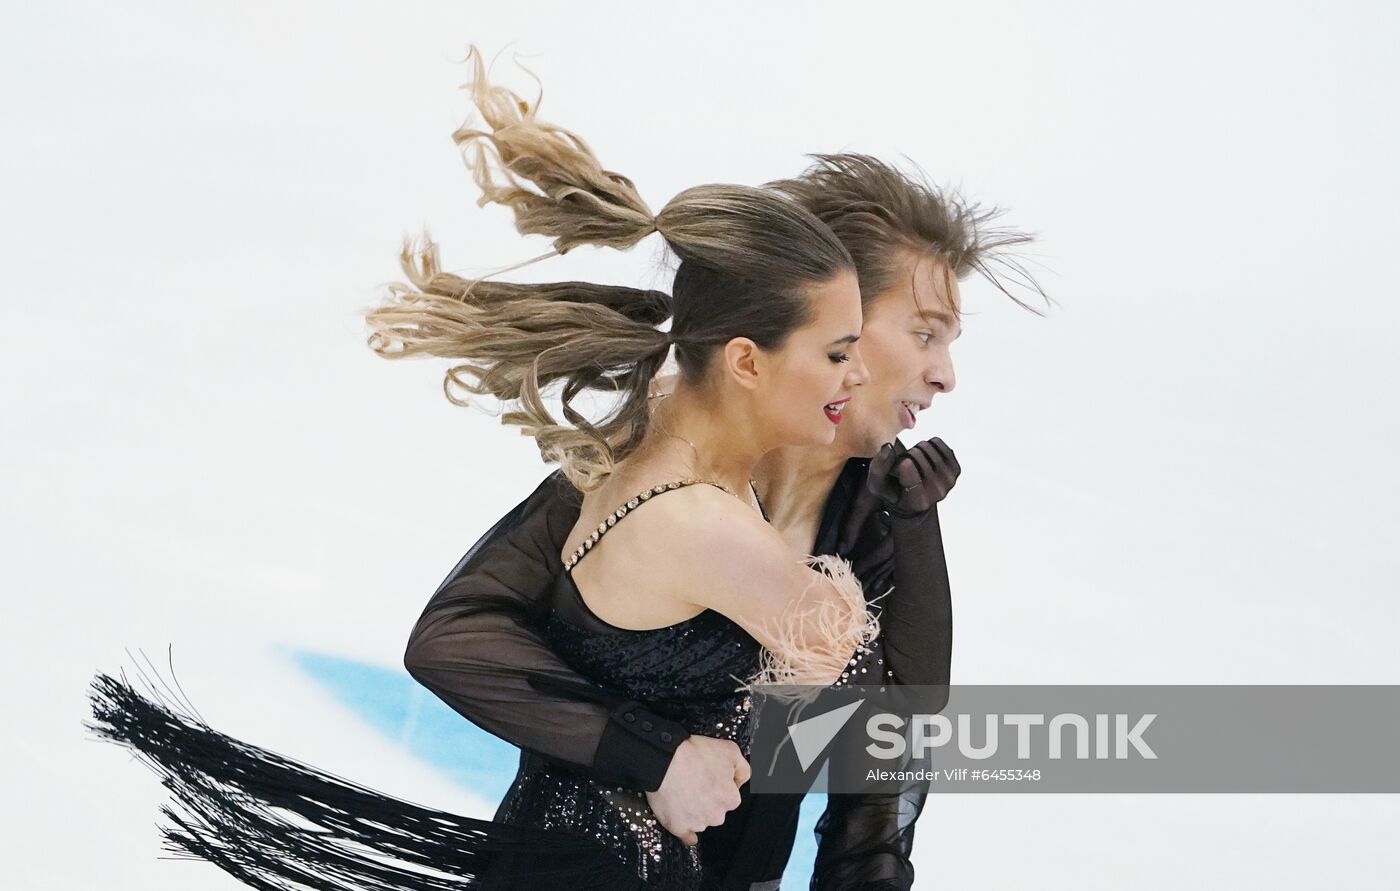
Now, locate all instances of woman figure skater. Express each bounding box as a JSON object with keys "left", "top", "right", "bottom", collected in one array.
[{"left": 88, "top": 47, "right": 884, "bottom": 891}]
